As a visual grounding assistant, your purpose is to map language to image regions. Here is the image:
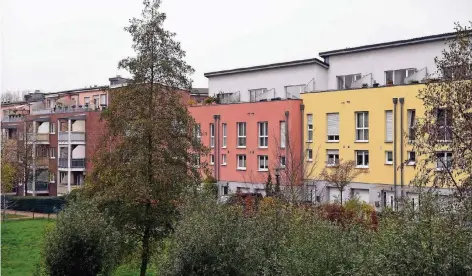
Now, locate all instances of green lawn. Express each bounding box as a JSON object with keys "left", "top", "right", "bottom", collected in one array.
[{"left": 1, "top": 219, "right": 155, "bottom": 275}]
